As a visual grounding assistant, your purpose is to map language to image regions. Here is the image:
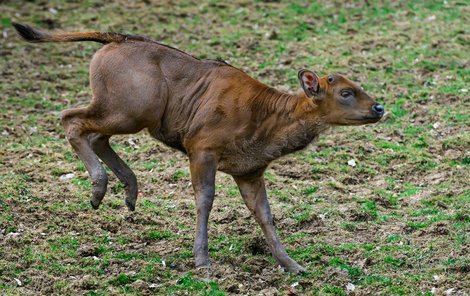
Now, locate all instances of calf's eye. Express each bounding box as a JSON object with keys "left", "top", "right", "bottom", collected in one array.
[{"left": 341, "top": 90, "right": 353, "bottom": 98}]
